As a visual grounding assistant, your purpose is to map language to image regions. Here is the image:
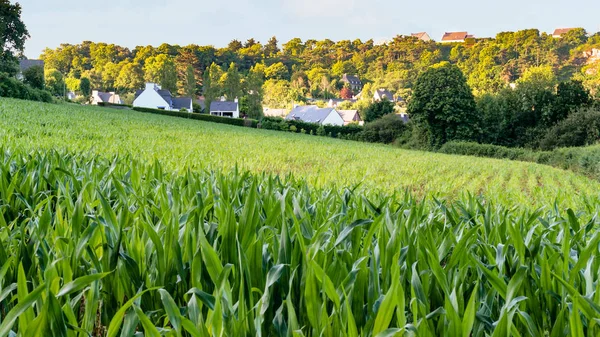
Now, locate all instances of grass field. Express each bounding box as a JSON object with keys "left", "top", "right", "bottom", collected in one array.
[
  {"left": 1, "top": 98, "right": 598, "bottom": 209},
  {"left": 1, "top": 98, "right": 600, "bottom": 336}
]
